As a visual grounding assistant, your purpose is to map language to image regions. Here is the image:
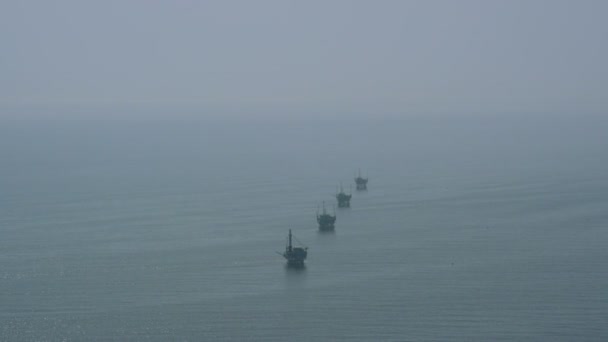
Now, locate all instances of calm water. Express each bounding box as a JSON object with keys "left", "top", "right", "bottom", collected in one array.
[{"left": 1, "top": 116, "right": 608, "bottom": 341}]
